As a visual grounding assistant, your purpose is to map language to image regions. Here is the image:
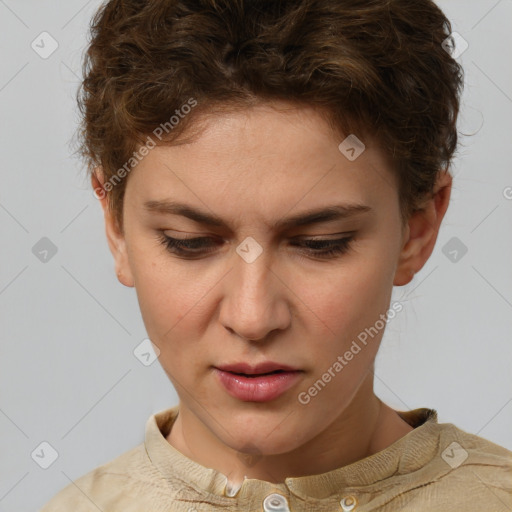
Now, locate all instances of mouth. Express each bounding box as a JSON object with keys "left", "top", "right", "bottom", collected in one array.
[
  {"left": 226, "top": 369, "right": 288, "bottom": 377},
  {"left": 213, "top": 362, "right": 303, "bottom": 402},
  {"left": 215, "top": 361, "right": 301, "bottom": 376}
]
